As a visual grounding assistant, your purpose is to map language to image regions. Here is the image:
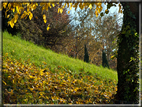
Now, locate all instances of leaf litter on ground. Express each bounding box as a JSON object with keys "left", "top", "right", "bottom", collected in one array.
[{"left": 2, "top": 53, "right": 117, "bottom": 104}]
